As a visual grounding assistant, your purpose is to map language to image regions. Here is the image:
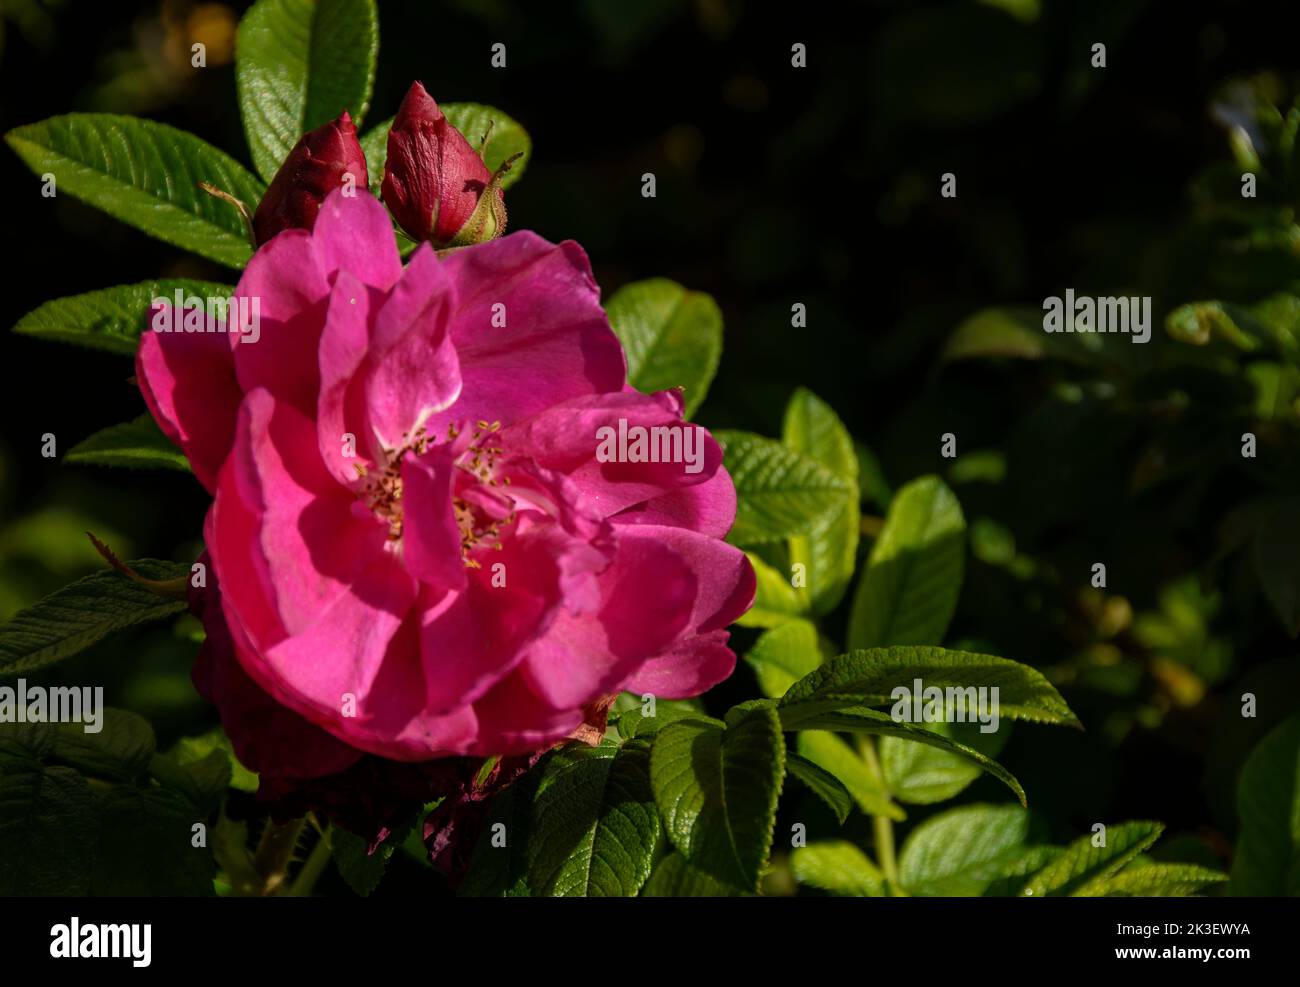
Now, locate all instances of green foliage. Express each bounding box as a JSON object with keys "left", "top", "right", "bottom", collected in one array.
[
  {"left": 5, "top": 115, "right": 264, "bottom": 267},
  {"left": 848, "top": 476, "right": 965, "bottom": 650},
  {"left": 1017, "top": 821, "right": 1164, "bottom": 897},
  {"left": 458, "top": 773, "right": 536, "bottom": 897},
  {"left": 736, "top": 552, "right": 806, "bottom": 628},
  {"left": 11, "top": 280, "right": 233, "bottom": 355},
  {"left": 779, "top": 646, "right": 1079, "bottom": 727},
  {"left": 0, "top": 712, "right": 216, "bottom": 895},
  {"left": 164, "top": 729, "right": 257, "bottom": 795},
  {"left": 782, "top": 389, "right": 861, "bottom": 615},
  {"left": 237, "top": 0, "right": 379, "bottom": 182},
  {"left": 525, "top": 739, "right": 660, "bottom": 896},
  {"left": 784, "top": 754, "right": 854, "bottom": 824},
  {"left": 1078, "top": 863, "right": 1227, "bottom": 898},
  {"left": 1230, "top": 713, "right": 1300, "bottom": 896},
  {"left": 605, "top": 278, "right": 723, "bottom": 419},
  {"left": 0, "top": 561, "right": 190, "bottom": 677},
  {"left": 333, "top": 827, "right": 399, "bottom": 897},
  {"left": 898, "top": 804, "right": 1037, "bottom": 896},
  {"left": 879, "top": 716, "right": 1009, "bottom": 805},
  {"left": 743, "top": 618, "right": 822, "bottom": 698},
  {"left": 782, "top": 703, "right": 1028, "bottom": 806},
  {"left": 641, "top": 851, "right": 741, "bottom": 896},
  {"left": 66, "top": 416, "right": 190, "bottom": 472},
  {"left": 717, "top": 431, "right": 855, "bottom": 545},
  {"left": 796, "top": 731, "right": 901, "bottom": 820},
  {"left": 649, "top": 707, "right": 786, "bottom": 893},
  {"left": 791, "top": 841, "right": 886, "bottom": 896}
]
